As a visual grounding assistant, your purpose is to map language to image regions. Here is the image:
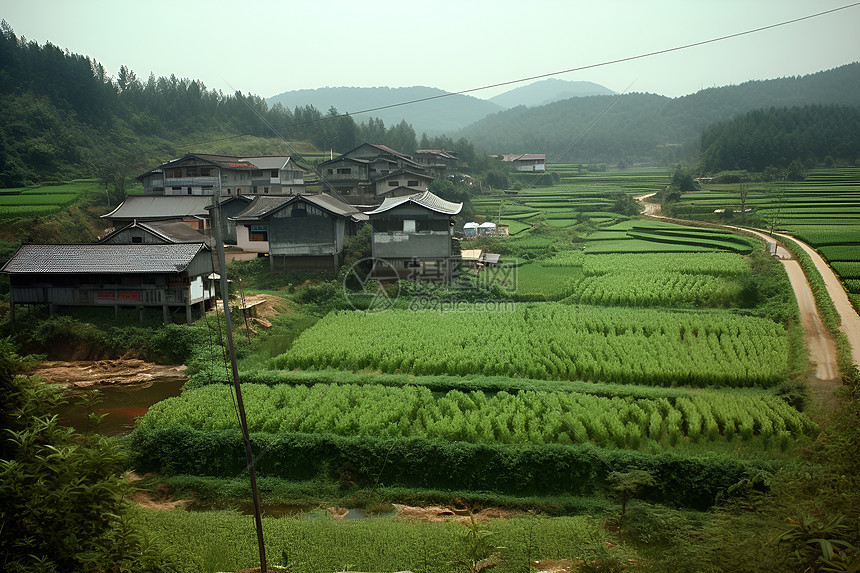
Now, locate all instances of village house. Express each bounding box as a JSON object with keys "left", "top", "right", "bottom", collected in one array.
[
  {"left": 1, "top": 243, "right": 216, "bottom": 324},
  {"left": 137, "top": 153, "right": 307, "bottom": 196},
  {"left": 367, "top": 190, "right": 462, "bottom": 282},
  {"left": 99, "top": 219, "right": 214, "bottom": 247},
  {"left": 230, "top": 193, "right": 367, "bottom": 273},
  {"left": 501, "top": 153, "right": 546, "bottom": 172},
  {"left": 100, "top": 195, "right": 252, "bottom": 243},
  {"left": 318, "top": 143, "right": 433, "bottom": 204},
  {"left": 412, "top": 149, "right": 459, "bottom": 178}
]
